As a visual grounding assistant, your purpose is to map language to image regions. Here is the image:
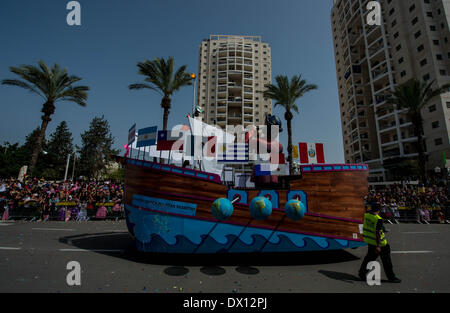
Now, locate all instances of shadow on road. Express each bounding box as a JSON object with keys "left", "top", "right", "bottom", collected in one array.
[
  {"left": 318, "top": 270, "right": 362, "bottom": 284},
  {"left": 58, "top": 232, "right": 361, "bottom": 268}
]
